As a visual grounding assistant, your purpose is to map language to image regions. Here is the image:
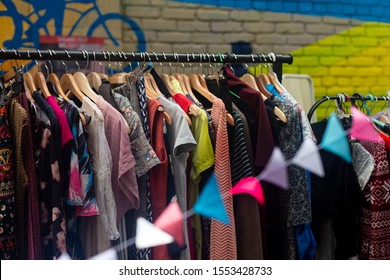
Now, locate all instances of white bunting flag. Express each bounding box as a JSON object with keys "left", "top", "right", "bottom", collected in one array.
[
  {"left": 90, "top": 248, "right": 118, "bottom": 260},
  {"left": 292, "top": 138, "right": 325, "bottom": 177},
  {"left": 257, "top": 147, "right": 289, "bottom": 190},
  {"left": 135, "top": 217, "right": 174, "bottom": 249}
]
